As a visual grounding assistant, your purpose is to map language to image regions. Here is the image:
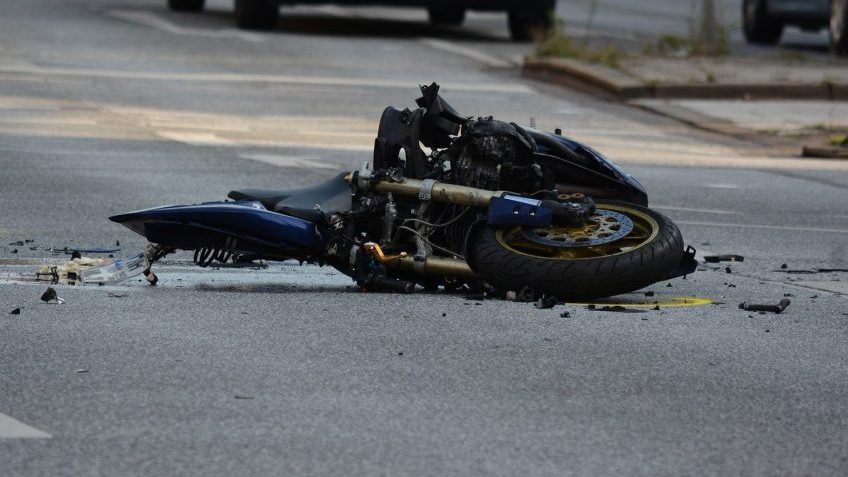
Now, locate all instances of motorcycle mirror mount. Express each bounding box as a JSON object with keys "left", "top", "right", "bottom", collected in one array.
[{"left": 355, "top": 162, "right": 373, "bottom": 192}]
